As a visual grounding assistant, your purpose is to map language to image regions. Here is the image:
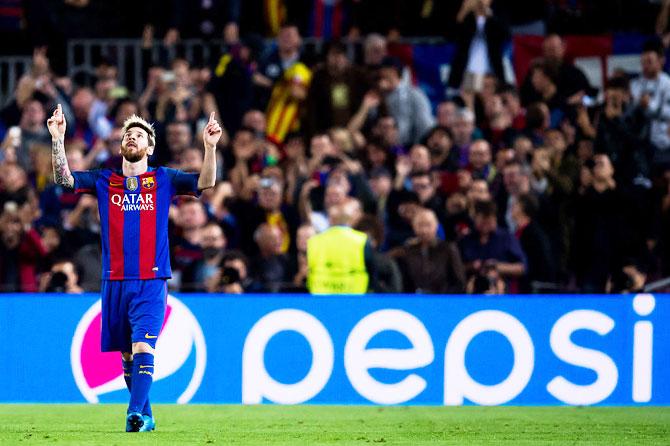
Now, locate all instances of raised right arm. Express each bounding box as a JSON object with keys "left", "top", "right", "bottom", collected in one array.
[{"left": 47, "top": 104, "right": 74, "bottom": 188}]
